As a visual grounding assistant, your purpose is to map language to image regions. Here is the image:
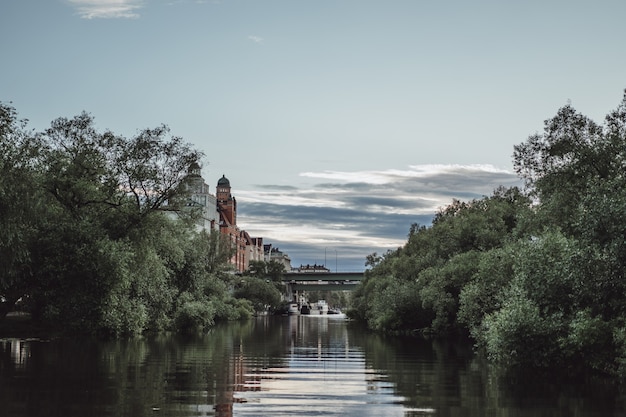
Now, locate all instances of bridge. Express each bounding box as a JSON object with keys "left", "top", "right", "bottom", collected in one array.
[{"left": 282, "top": 272, "right": 364, "bottom": 294}]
